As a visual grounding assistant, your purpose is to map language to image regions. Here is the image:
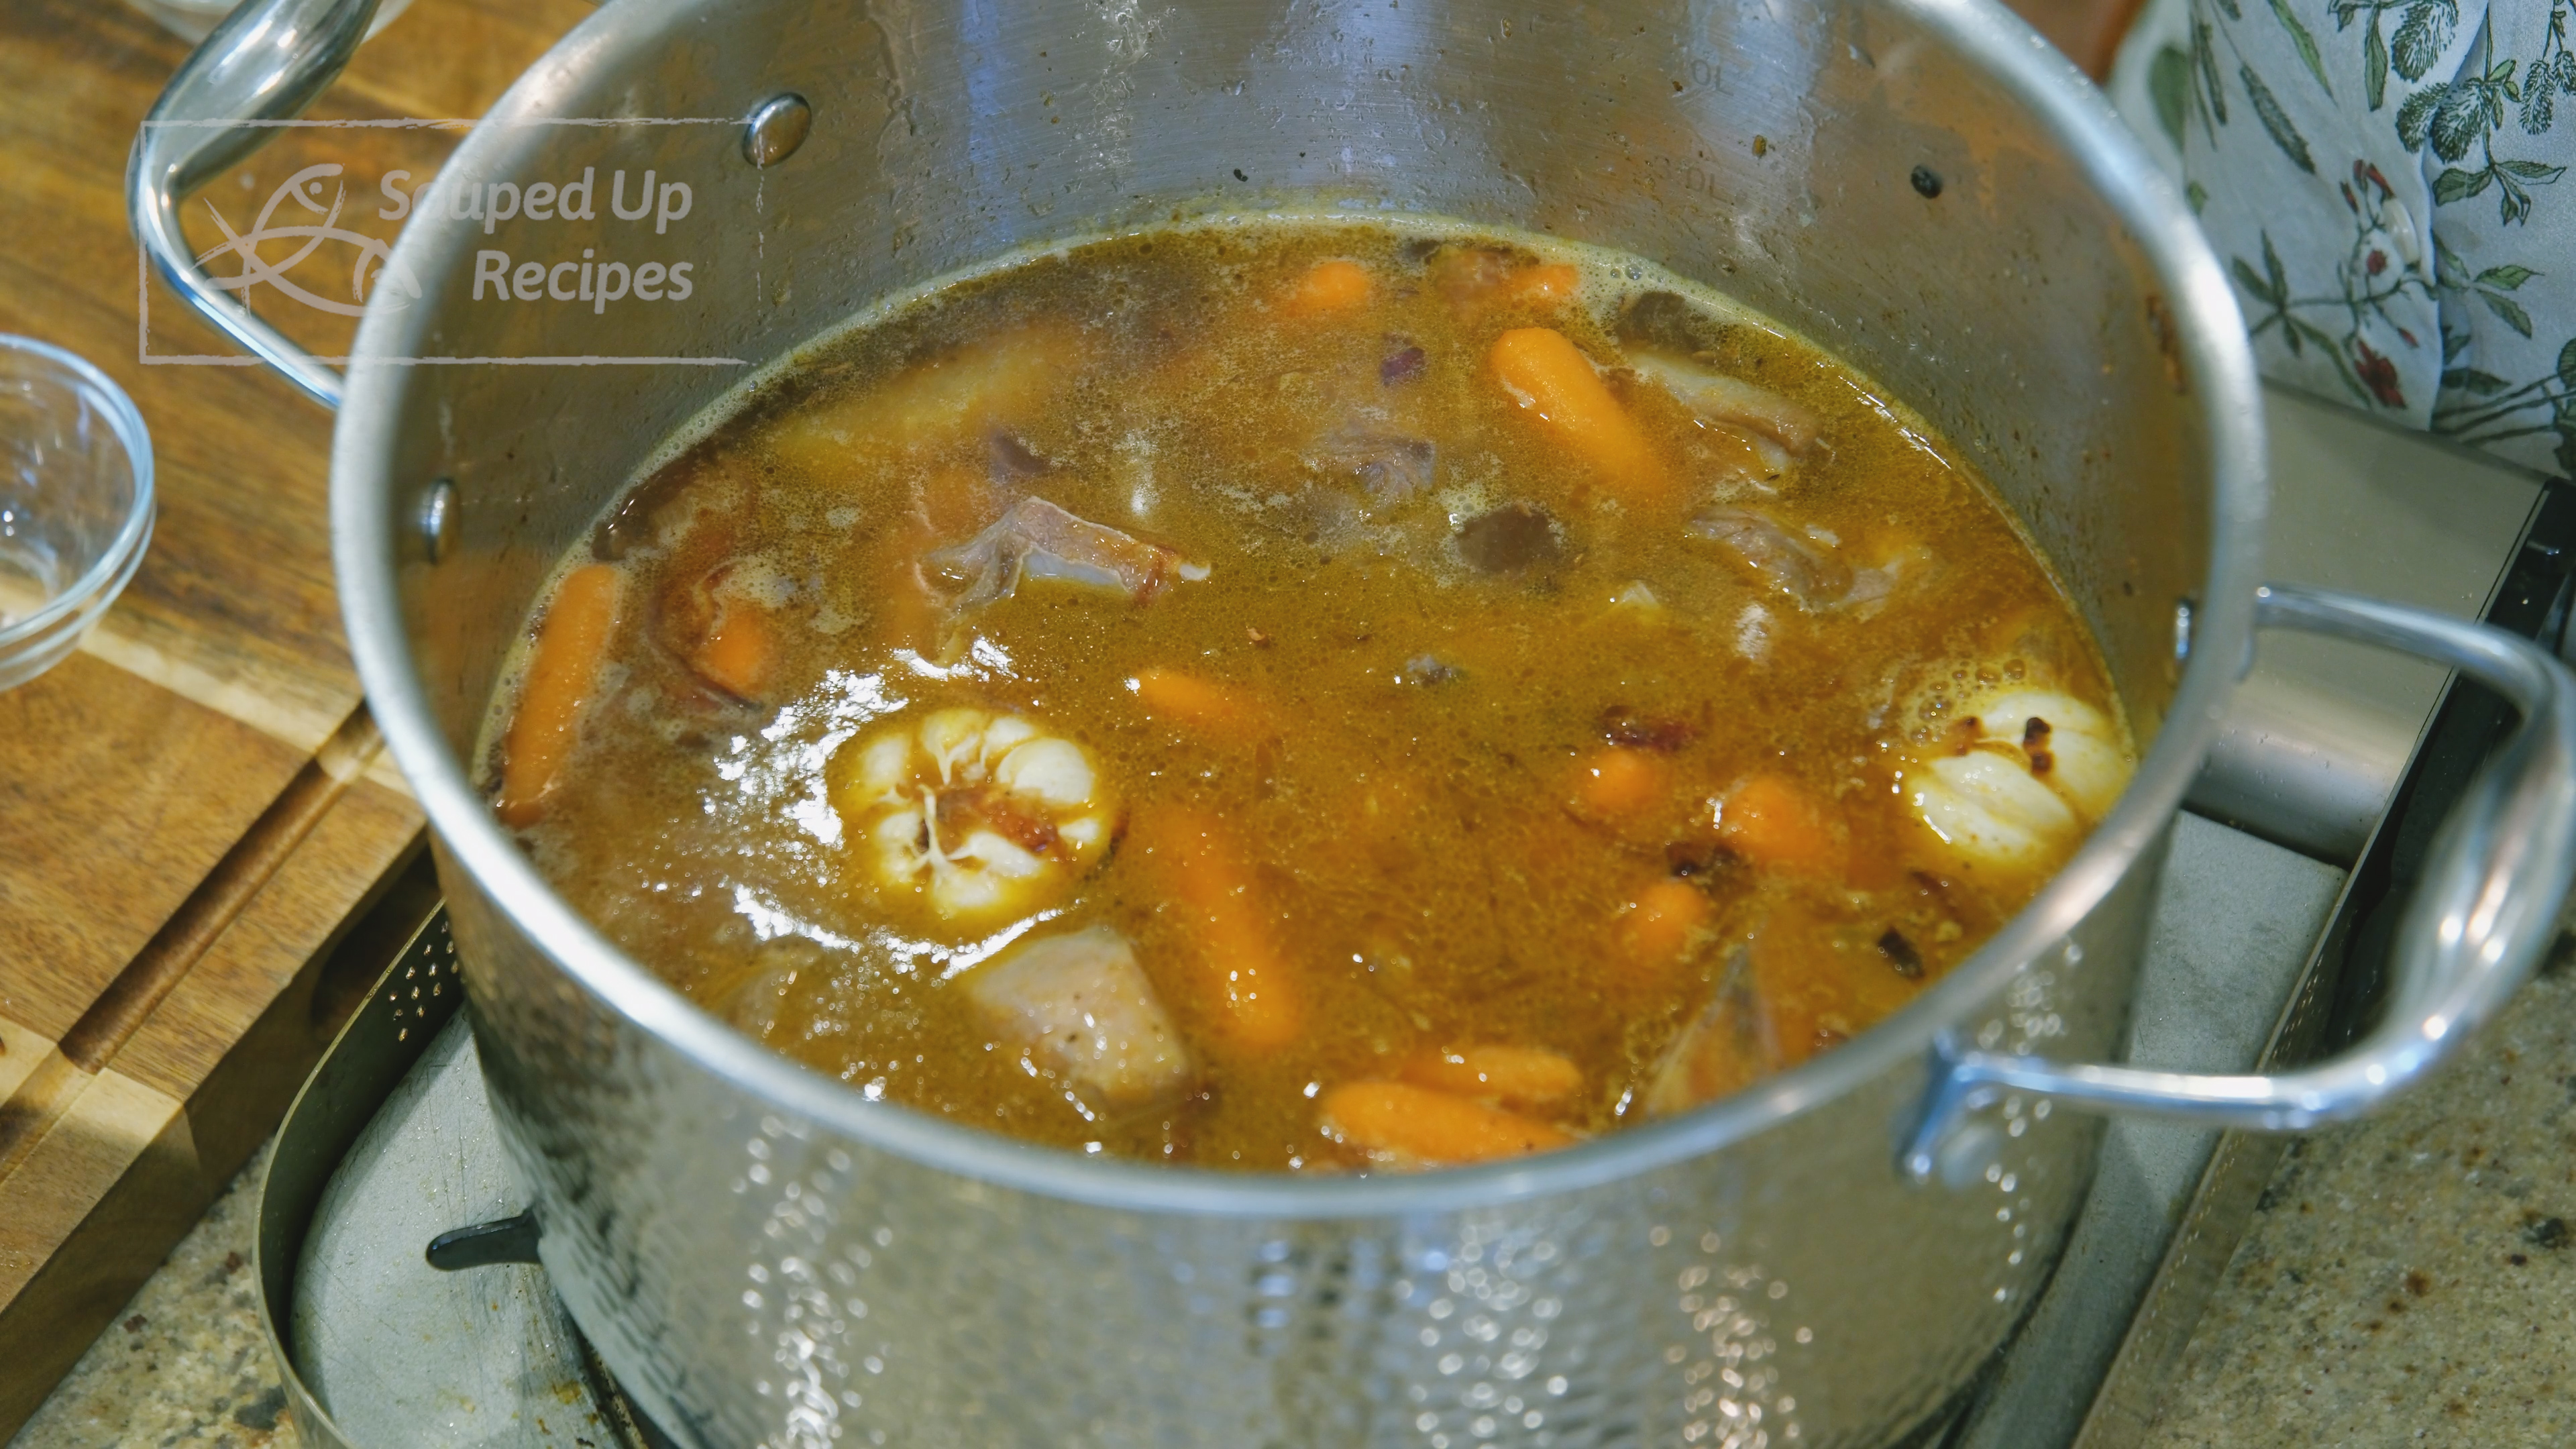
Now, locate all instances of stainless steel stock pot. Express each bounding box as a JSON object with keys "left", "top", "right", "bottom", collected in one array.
[{"left": 133, "top": 0, "right": 2576, "bottom": 1443}]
